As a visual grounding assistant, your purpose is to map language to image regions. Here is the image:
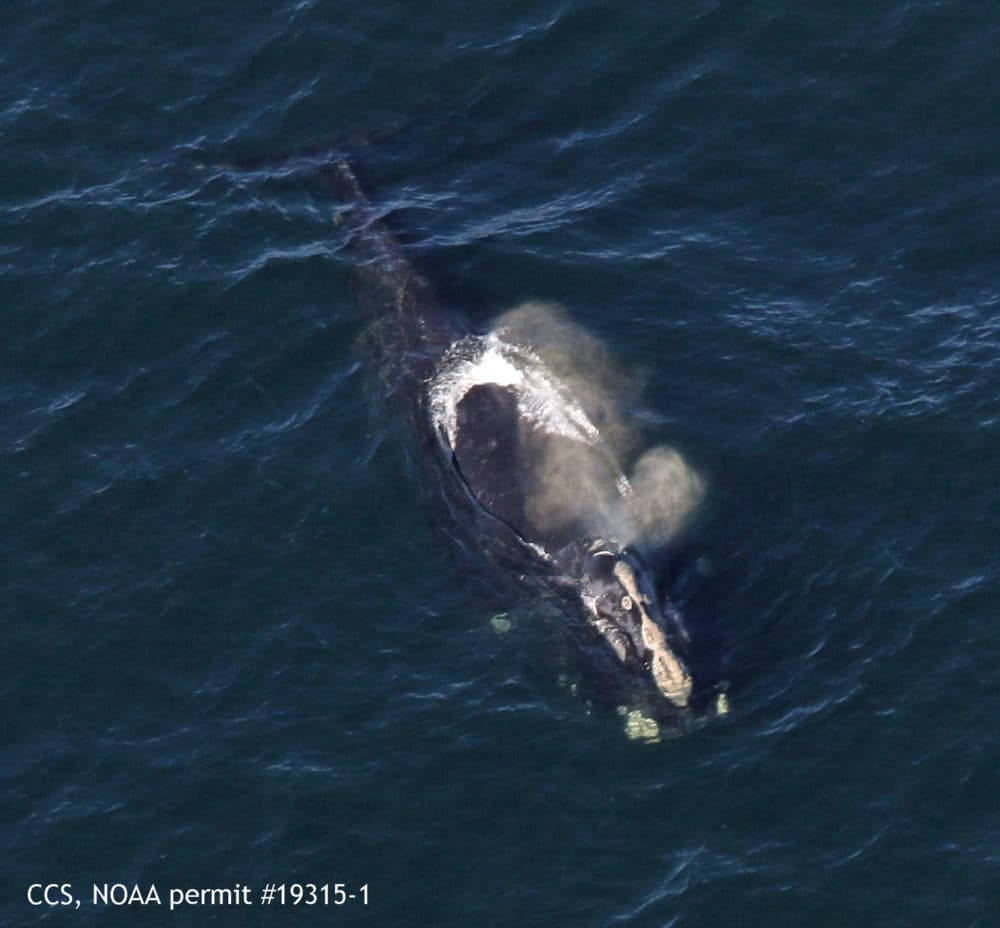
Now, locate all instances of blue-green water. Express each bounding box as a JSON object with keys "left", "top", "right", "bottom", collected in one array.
[{"left": 3, "top": 2, "right": 998, "bottom": 925}]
